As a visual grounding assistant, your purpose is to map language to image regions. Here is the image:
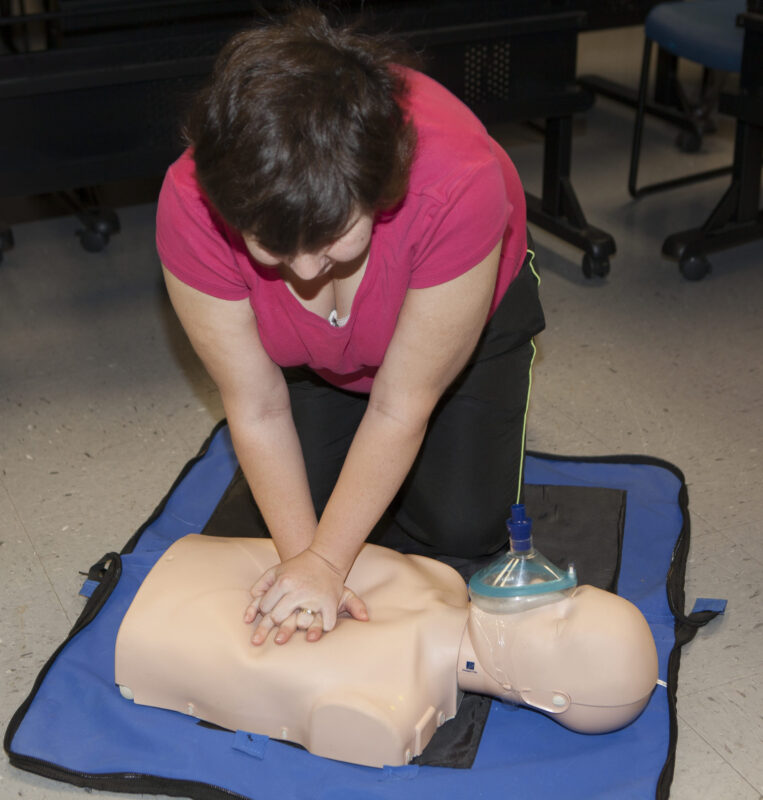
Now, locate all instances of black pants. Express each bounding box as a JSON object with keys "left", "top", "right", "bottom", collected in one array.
[{"left": 284, "top": 246, "right": 545, "bottom": 564}]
